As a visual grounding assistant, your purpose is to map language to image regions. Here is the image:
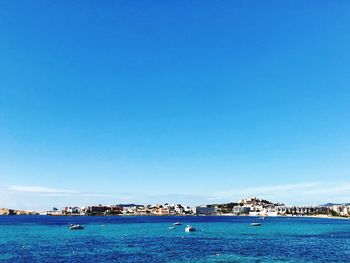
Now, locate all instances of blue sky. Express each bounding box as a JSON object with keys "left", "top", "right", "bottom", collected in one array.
[{"left": 1, "top": 1, "right": 350, "bottom": 210}]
